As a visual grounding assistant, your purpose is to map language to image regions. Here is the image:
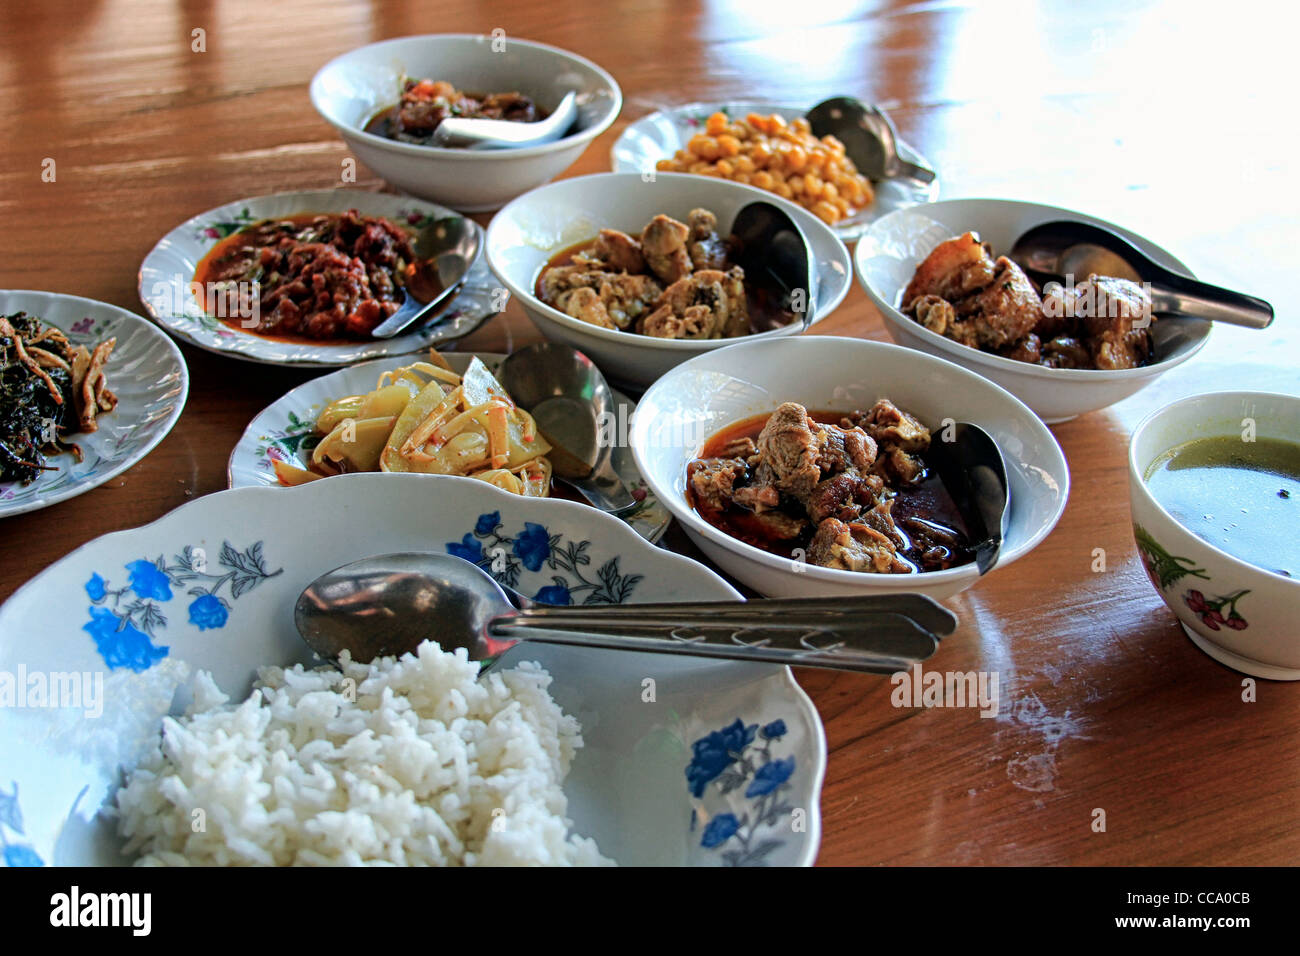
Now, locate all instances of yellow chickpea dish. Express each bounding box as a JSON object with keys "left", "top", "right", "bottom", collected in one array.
[{"left": 655, "top": 112, "right": 875, "bottom": 225}]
